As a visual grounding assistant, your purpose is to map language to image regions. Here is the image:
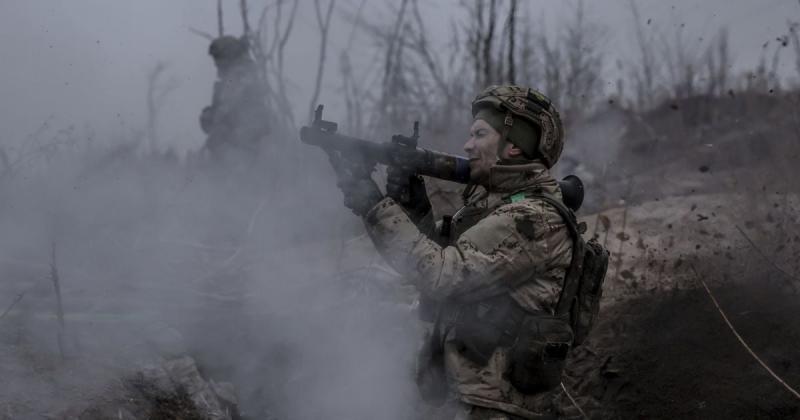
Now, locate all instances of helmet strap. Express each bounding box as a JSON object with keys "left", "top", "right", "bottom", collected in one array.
[{"left": 496, "top": 111, "right": 514, "bottom": 157}]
